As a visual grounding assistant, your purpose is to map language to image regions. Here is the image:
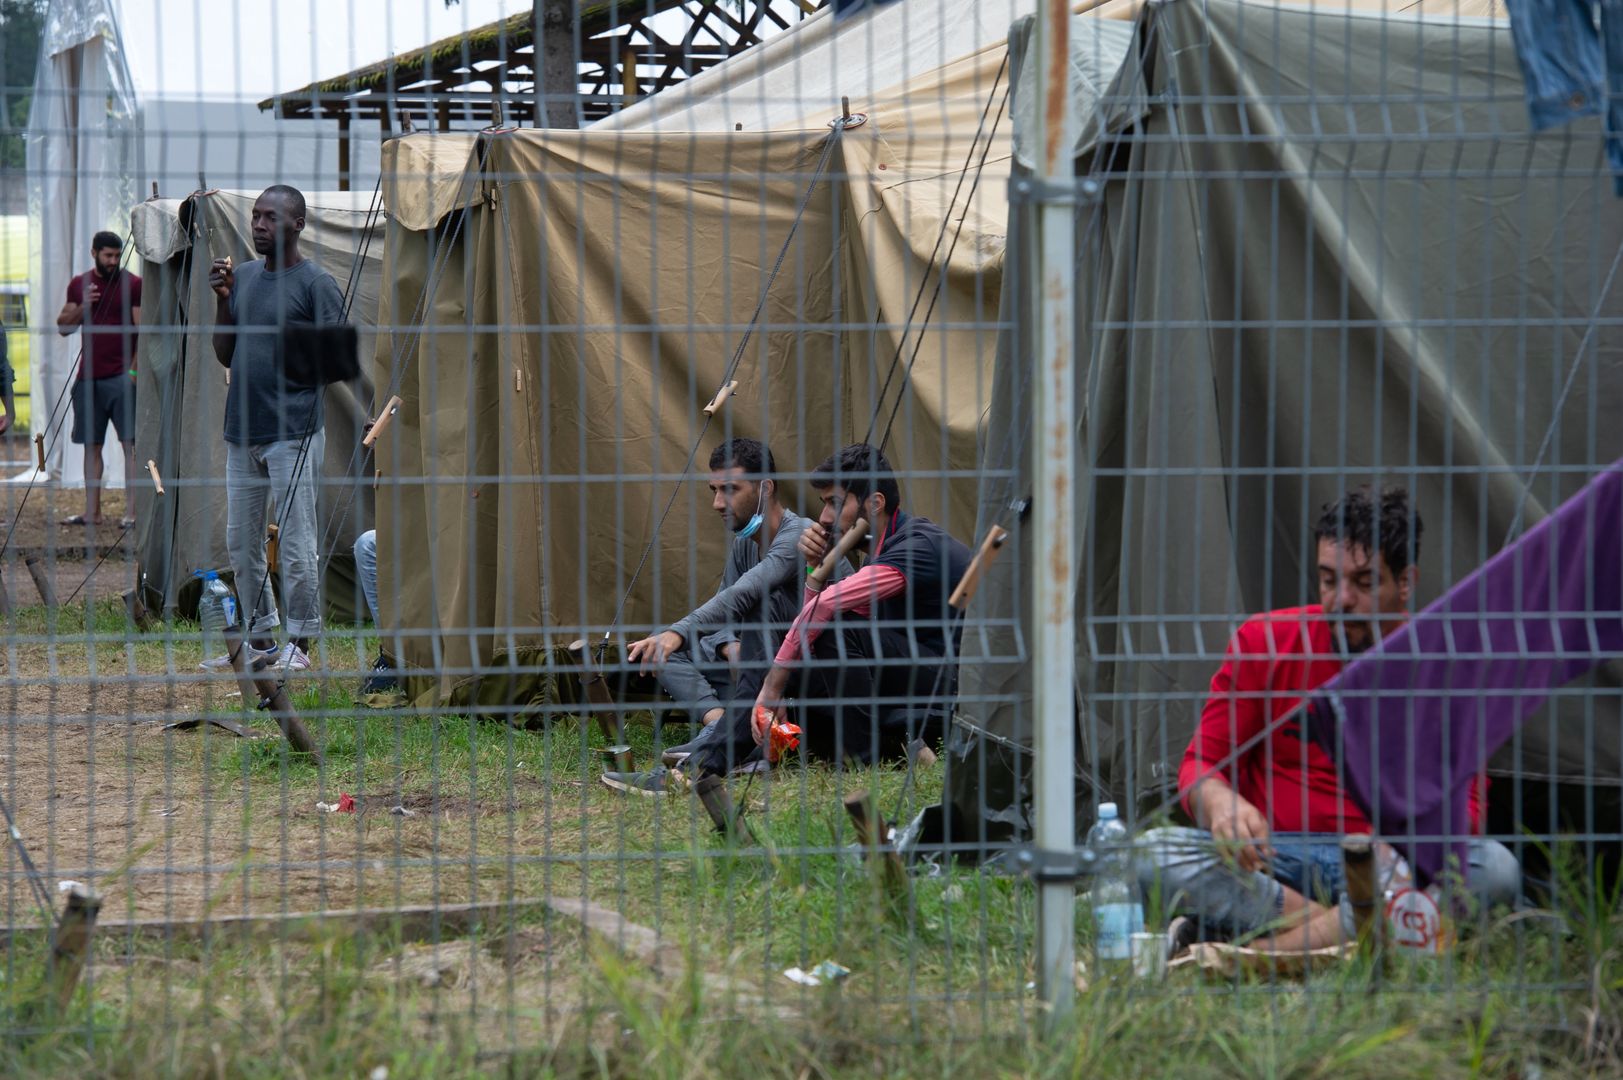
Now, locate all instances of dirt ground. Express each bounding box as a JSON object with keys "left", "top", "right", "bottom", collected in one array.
[{"left": 0, "top": 443, "right": 139, "bottom": 606}]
